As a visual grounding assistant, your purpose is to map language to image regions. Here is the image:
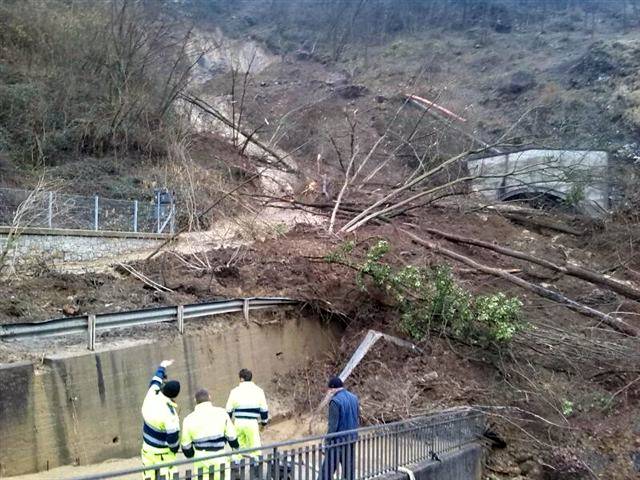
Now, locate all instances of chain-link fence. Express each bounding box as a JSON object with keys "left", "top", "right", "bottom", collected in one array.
[{"left": 0, "top": 187, "right": 175, "bottom": 234}]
